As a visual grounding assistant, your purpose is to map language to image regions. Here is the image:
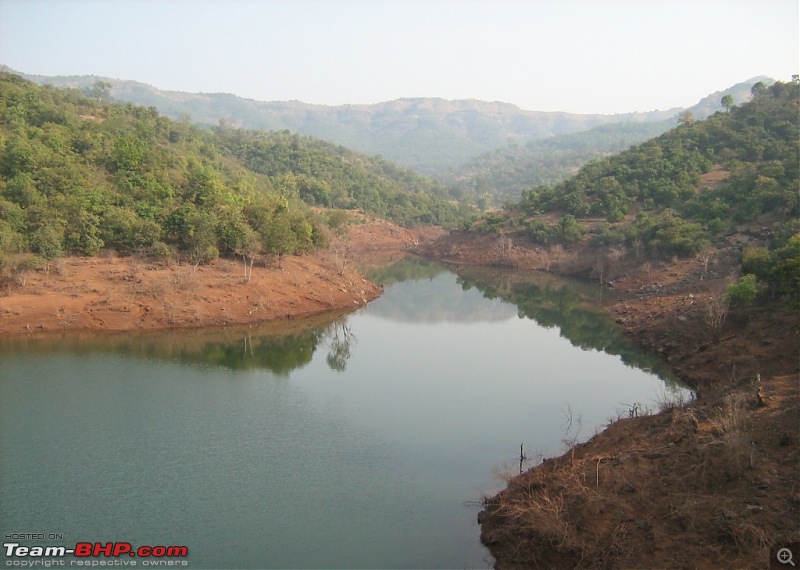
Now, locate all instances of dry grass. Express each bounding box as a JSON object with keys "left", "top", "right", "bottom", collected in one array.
[
  {"left": 707, "top": 392, "right": 753, "bottom": 466},
  {"left": 480, "top": 373, "right": 799, "bottom": 569}
]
